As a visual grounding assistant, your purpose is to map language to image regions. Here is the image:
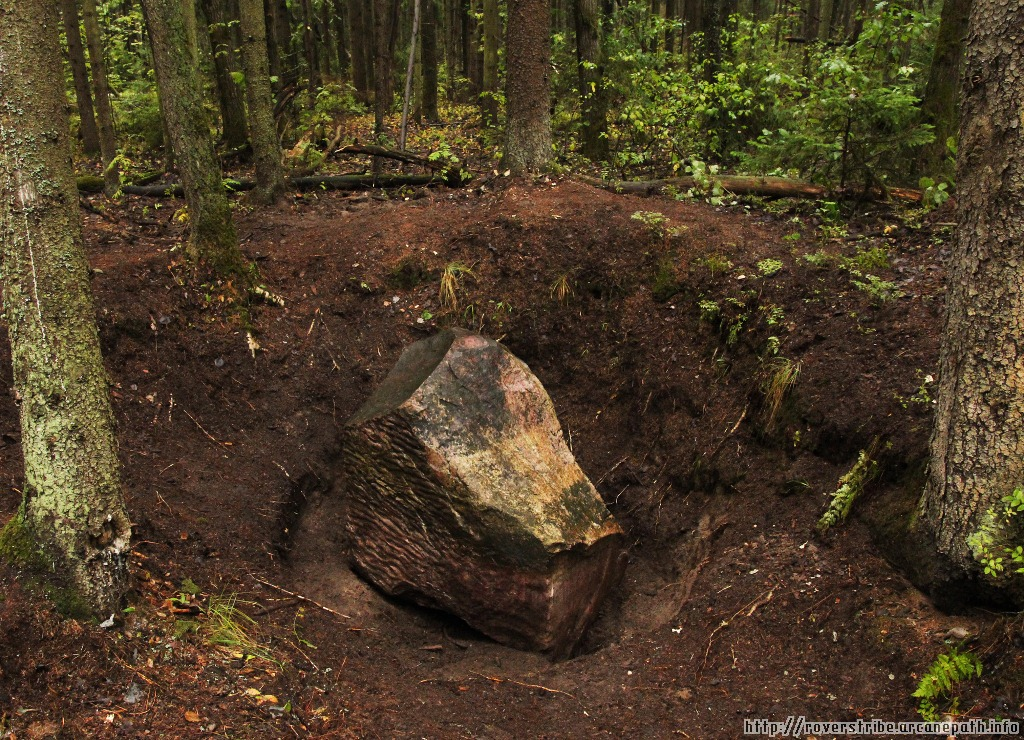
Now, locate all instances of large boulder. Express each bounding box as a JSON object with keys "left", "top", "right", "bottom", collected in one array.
[{"left": 343, "top": 329, "right": 625, "bottom": 657}]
